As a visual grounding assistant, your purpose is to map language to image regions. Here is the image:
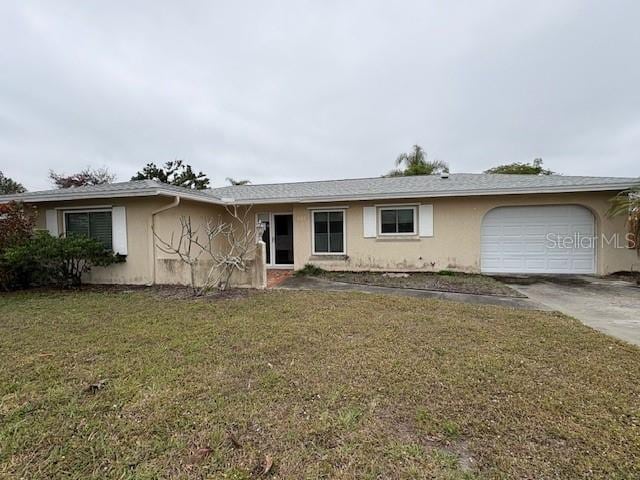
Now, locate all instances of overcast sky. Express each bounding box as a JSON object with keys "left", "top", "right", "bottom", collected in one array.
[{"left": 1, "top": 1, "right": 639, "bottom": 191}]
